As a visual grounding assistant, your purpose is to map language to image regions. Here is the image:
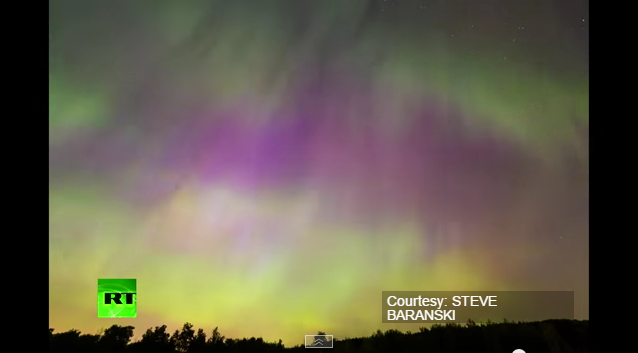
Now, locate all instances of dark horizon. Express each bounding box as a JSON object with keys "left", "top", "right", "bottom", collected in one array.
[{"left": 50, "top": 319, "right": 589, "bottom": 351}]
